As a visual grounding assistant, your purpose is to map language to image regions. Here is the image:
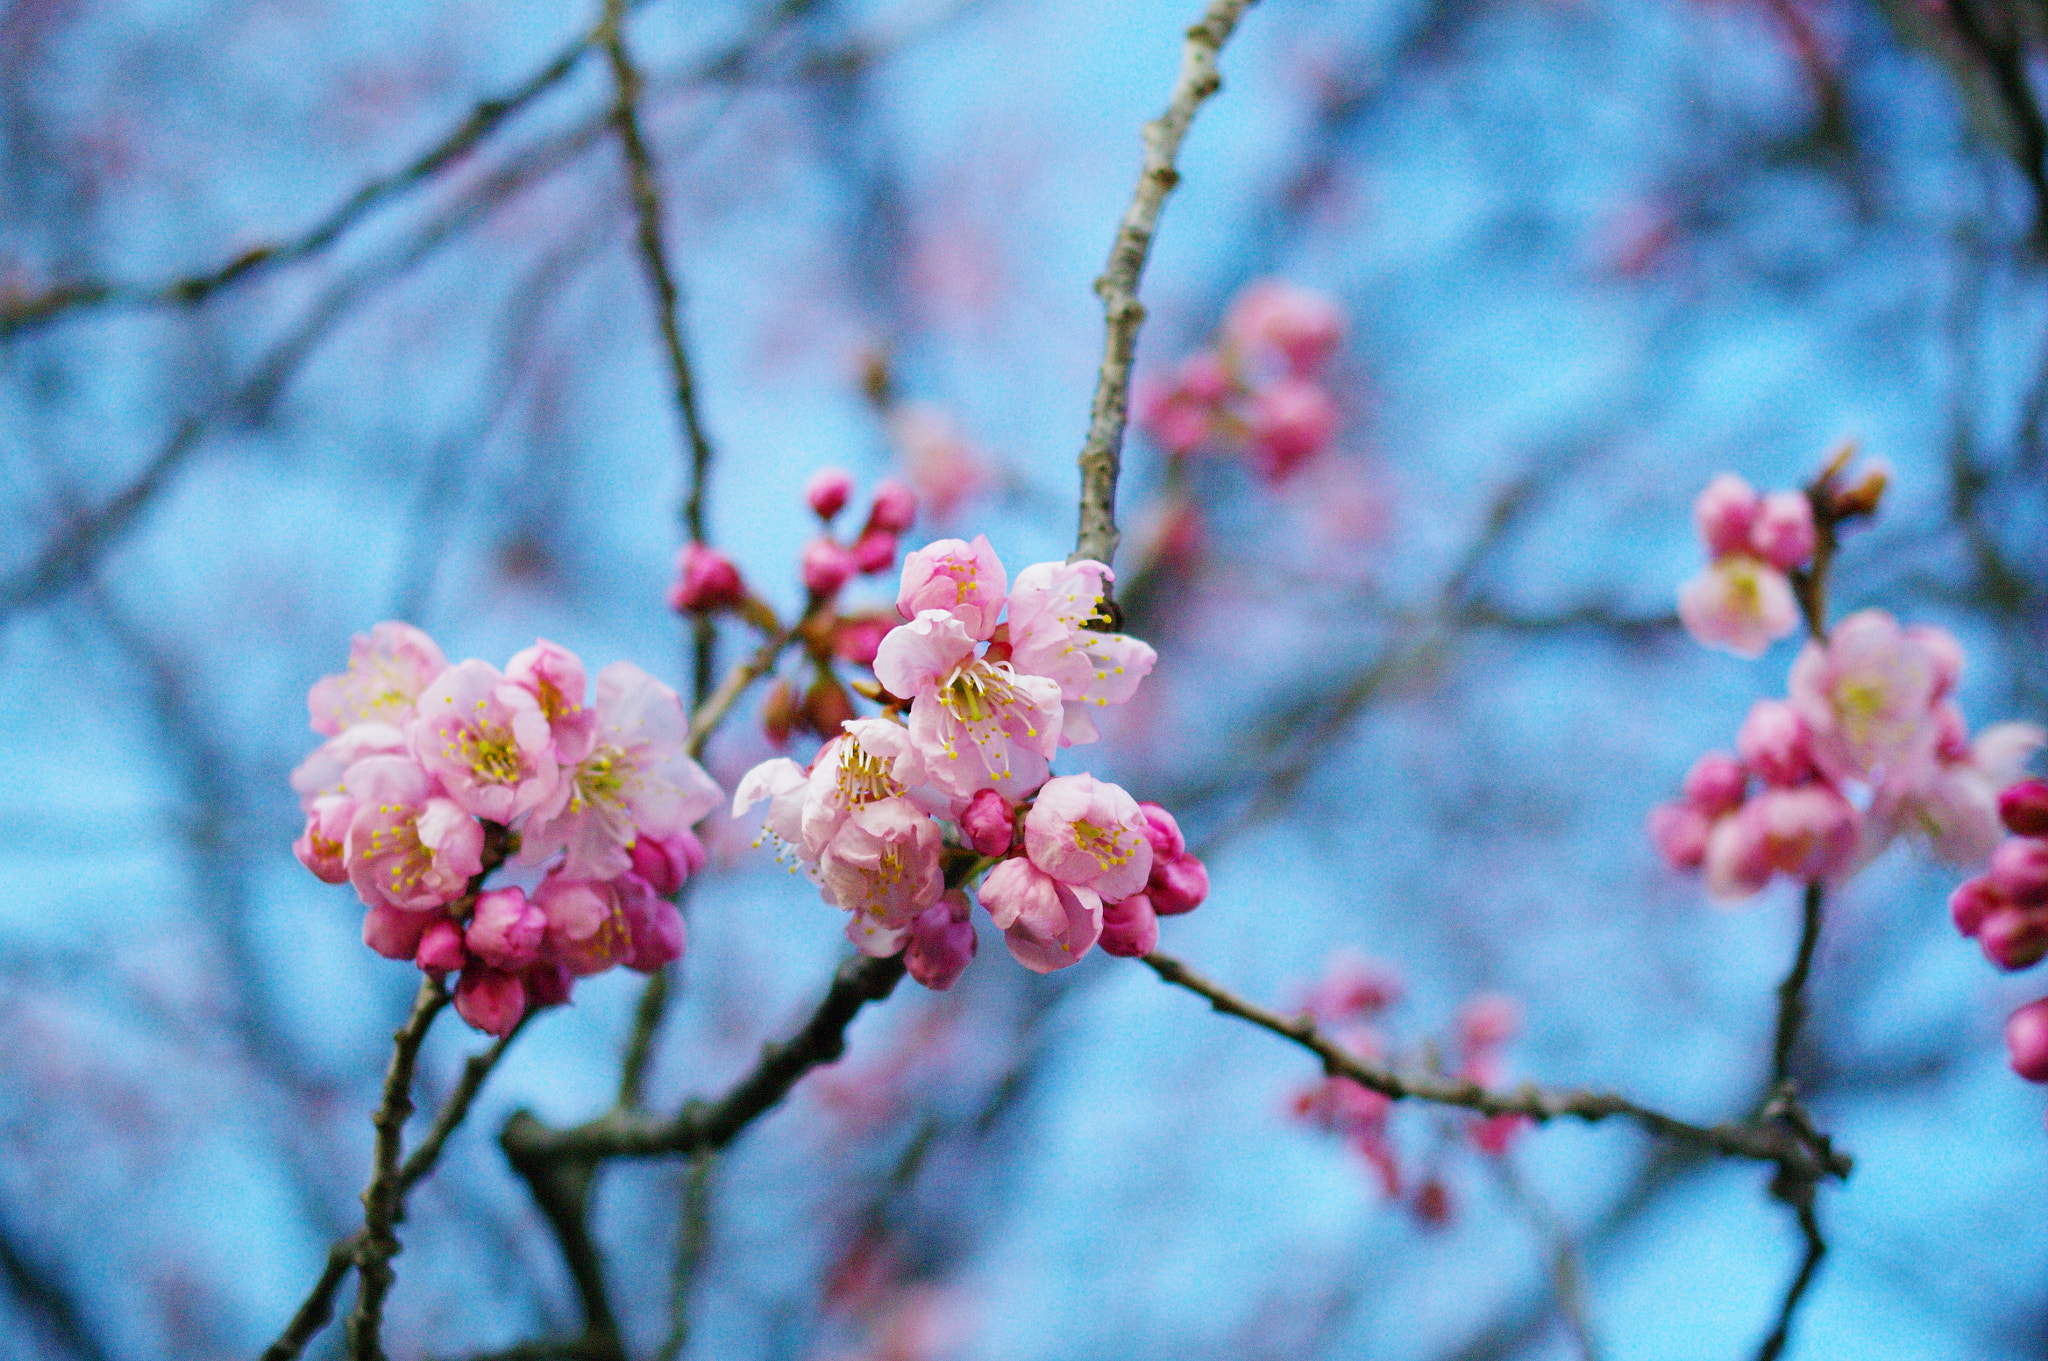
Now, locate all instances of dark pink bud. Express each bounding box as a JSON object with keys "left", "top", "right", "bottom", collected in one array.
[
  {"left": 1990, "top": 837, "right": 2048, "bottom": 905},
  {"left": 415, "top": 918, "right": 469, "bottom": 975},
  {"left": 1681, "top": 752, "right": 1747, "bottom": 815},
  {"left": 629, "top": 830, "right": 706, "bottom": 896},
  {"left": 522, "top": 961, "right": 574, "bottom": 1009},
  {"left": 467, "top": 886, "right": 545, "bottom": 970},
  {"left": 1979, "top": 908, "right": 2048, "bottom": 971},
  {"left": 960, "top": 789, "right": 1015, "bottom": 857},
  {"left": 2000, "top": 781, "right": 2048, "bottom": 838},
  {"left": 849, "top": 527, "right": 899, "bottom": 575},
  {"left": 1952, "top": 876, "right": 2006, "bottom": 937},
  {"left": 1470, "top": 1113, "right": 1527, "bottom": 1157},
  {"left": 454, "top": 967, "right": 527, "bottom": 1038},
  {"left": 1750, "top": 490, "right": 1817, "bottom": 570},
  {"left": 1647, "top": 801, "right": 1710, "bottom": 870},
  {"left": 804, "top": 466, "right": 854, "bottom": 520},
  {"left": 1149, "top": 854, "right": 1209, "bottom": 916},
  {"left": 1735, "top": 701, "right": 1814, "bottom": 788},
  {"left": 1458, "top": 994, "right": 1520, "bottom": 1051},
  {"left": 667, "top": 543, "right": 745, "bottom": 614},
  {"left": 904, "top": 893, "right": 977, "bottom": 991},
  {"left": 1134, "top": 802, "right": 1187, "bottom": 861},
  {"left": 1694, "top": 474, "right": 1759, "bottom": 558},
  {"left": 866, "top": 479, "right": 918, "bottom": 533},
  {"left": 2008, "top": 998, "right": 2048, "bottom": 1083},
  {"left": 1412, "top": 1179, "right": 1452, "bottom": 1227},
  {"left": 1099, "top": 894, "right": 1160, "bottom": 958},
  {"left": 363, "top": 904, "right": 432, "bottom": 961},
  {"left": 1246, "top": 377, "right": 1339, "bottom": 483},
  {"left": 801, "top": 538, "right": 857, "bottom": 597},
  {"left": 832, "top": 612, "right": 895, "bottom": 667},
  {"left": 628, "top": 896, "right": 687, "bottom": 973}
]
